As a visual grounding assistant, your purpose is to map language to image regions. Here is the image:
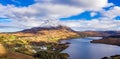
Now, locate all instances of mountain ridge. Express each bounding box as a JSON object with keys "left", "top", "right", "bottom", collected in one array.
[
  {"left": 80, "top": 31, "right": 120, "bottom": 37},
  {"left": 20, "top": 25, "right": 75, "bottom": 33},
  {"left": 0, "top": 25, "right": 80, "bottom": 43}
]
